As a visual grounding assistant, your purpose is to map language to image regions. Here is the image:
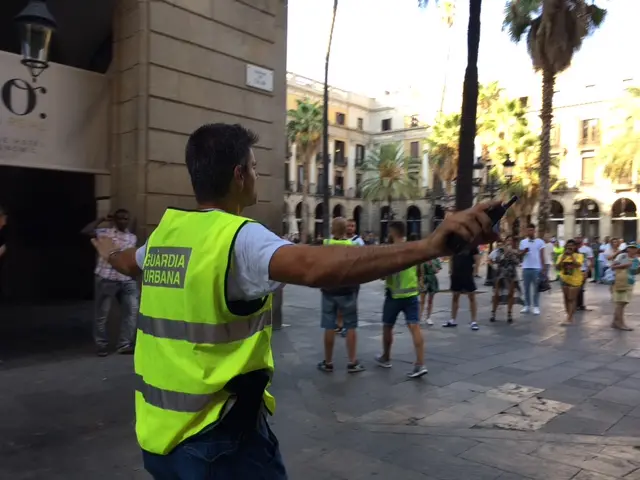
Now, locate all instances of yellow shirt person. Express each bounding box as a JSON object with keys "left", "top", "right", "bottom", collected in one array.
[{"left": 557, "top": 251, "right": 585, "bottom": 287}]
